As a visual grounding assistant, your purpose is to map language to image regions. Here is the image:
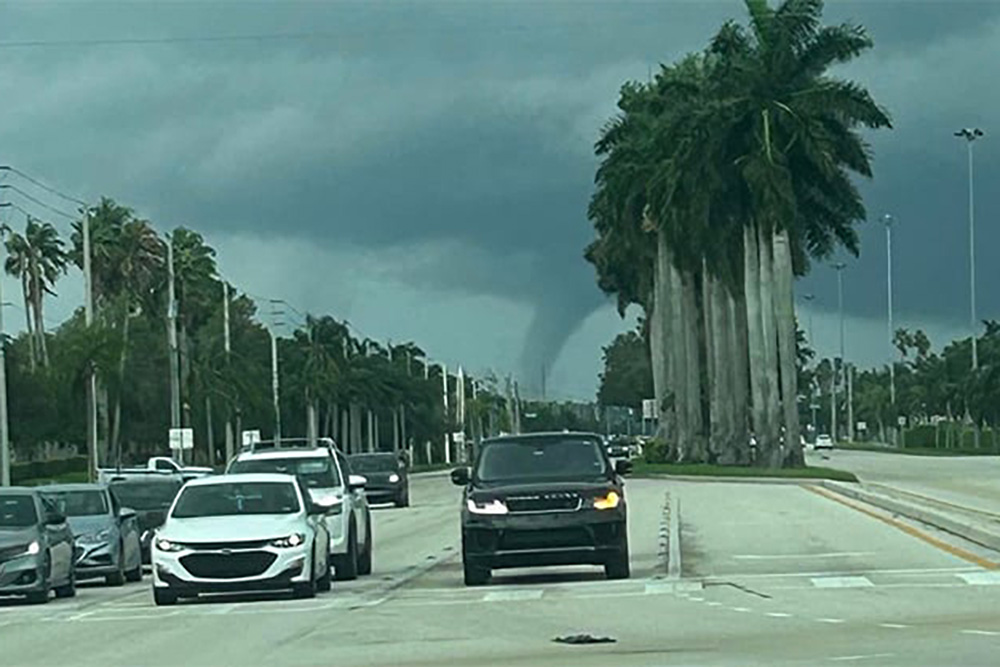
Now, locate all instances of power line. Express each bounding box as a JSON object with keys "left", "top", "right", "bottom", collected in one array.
[
  {"left": 0, "top": 184, "right": 77, "bottom": 220},
  {"left": 0, "top": 166, "right": 87, "bottom": 207}
]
